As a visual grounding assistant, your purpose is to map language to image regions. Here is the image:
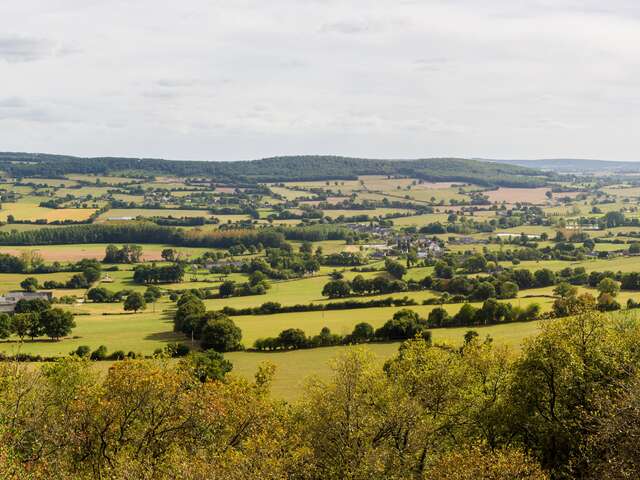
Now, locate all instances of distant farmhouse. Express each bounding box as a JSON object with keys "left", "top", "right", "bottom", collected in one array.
[{"left": 0, "top": 291, "right": 53, "bottom": 313}]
